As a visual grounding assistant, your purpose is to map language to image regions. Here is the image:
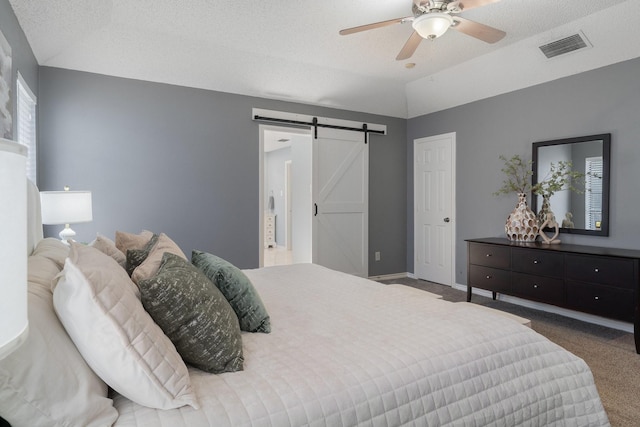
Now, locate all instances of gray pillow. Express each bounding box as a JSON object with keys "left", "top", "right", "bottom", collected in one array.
[
  {"left": 125, "top": 233, "right": 159, "bottom": 276},
  {"left": 192, "top": 250, "right": 271, "bottom": 333},
  {"left": 138, "top": 252, "right": 243, "bottom": 374}
]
